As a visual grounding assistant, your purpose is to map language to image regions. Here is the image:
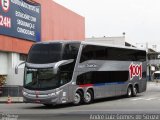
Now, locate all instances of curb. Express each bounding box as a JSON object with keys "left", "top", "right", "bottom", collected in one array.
[
  {"left": 0, "top": 97, "right": 23, "bottom": 103},
  {"left": 0, "top": 101, "right": 24, "bottom": 103}
]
